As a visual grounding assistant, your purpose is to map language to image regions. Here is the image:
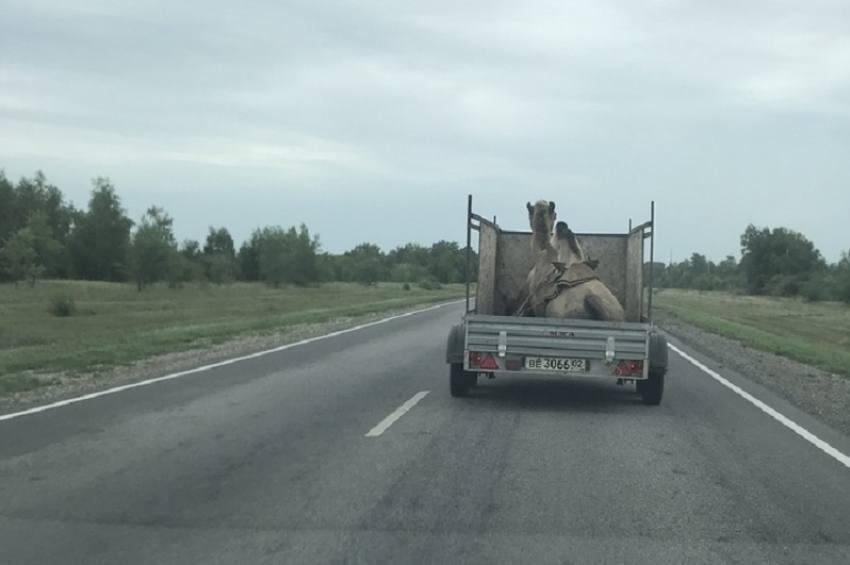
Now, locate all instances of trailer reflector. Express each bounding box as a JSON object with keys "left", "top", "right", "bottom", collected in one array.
[{"left": 480, "top": 353, "right": 498, "bottom": 370}]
